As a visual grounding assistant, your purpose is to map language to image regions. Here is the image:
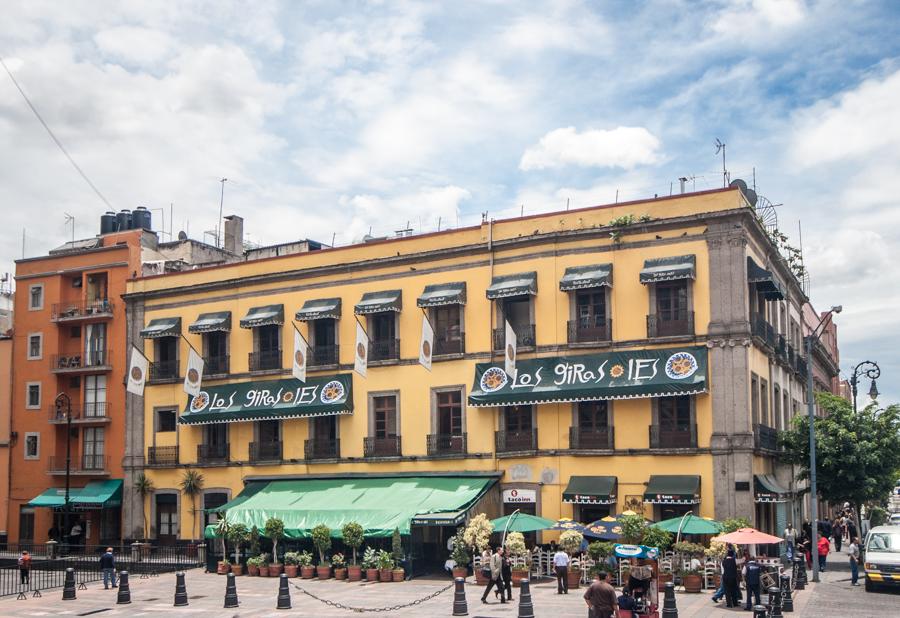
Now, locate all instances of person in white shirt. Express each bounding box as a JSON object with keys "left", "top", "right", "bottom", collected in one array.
[
  {"left": 849, "top": 537, "right": 860, "bottom": 586},
  {"left": 444, "top": 558, "right": 456, "bottom": 578},
  {"left": 553, "top": 549, "right": 570, "bottom": 594}
]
